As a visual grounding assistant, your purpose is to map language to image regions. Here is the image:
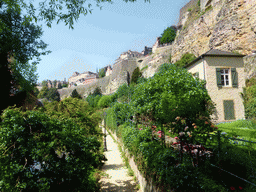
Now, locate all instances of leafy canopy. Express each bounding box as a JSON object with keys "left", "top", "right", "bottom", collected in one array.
[
  {"left": 98, "top": 68, "right": 106, "bottom": 78},
  {"left": 132, "top": 63, "right": 211, "bottom": 123},
  {"left": 131, "top": 67, "right": 142, "bottom": 84},
  {"left": 38, "top": 87, "right": 60, "bottom": 102},
  {"left": 4, "top": 0, "right": 151, "bottom": 29},
  {"left": 70, "top": 88, "right": 82, "bottom": 99},
  {"left": 160, "top": 26, "right": 177, "bottom": 44},
  {"left": 0, "top": 107, "right": 103, "bottom": 191}
]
